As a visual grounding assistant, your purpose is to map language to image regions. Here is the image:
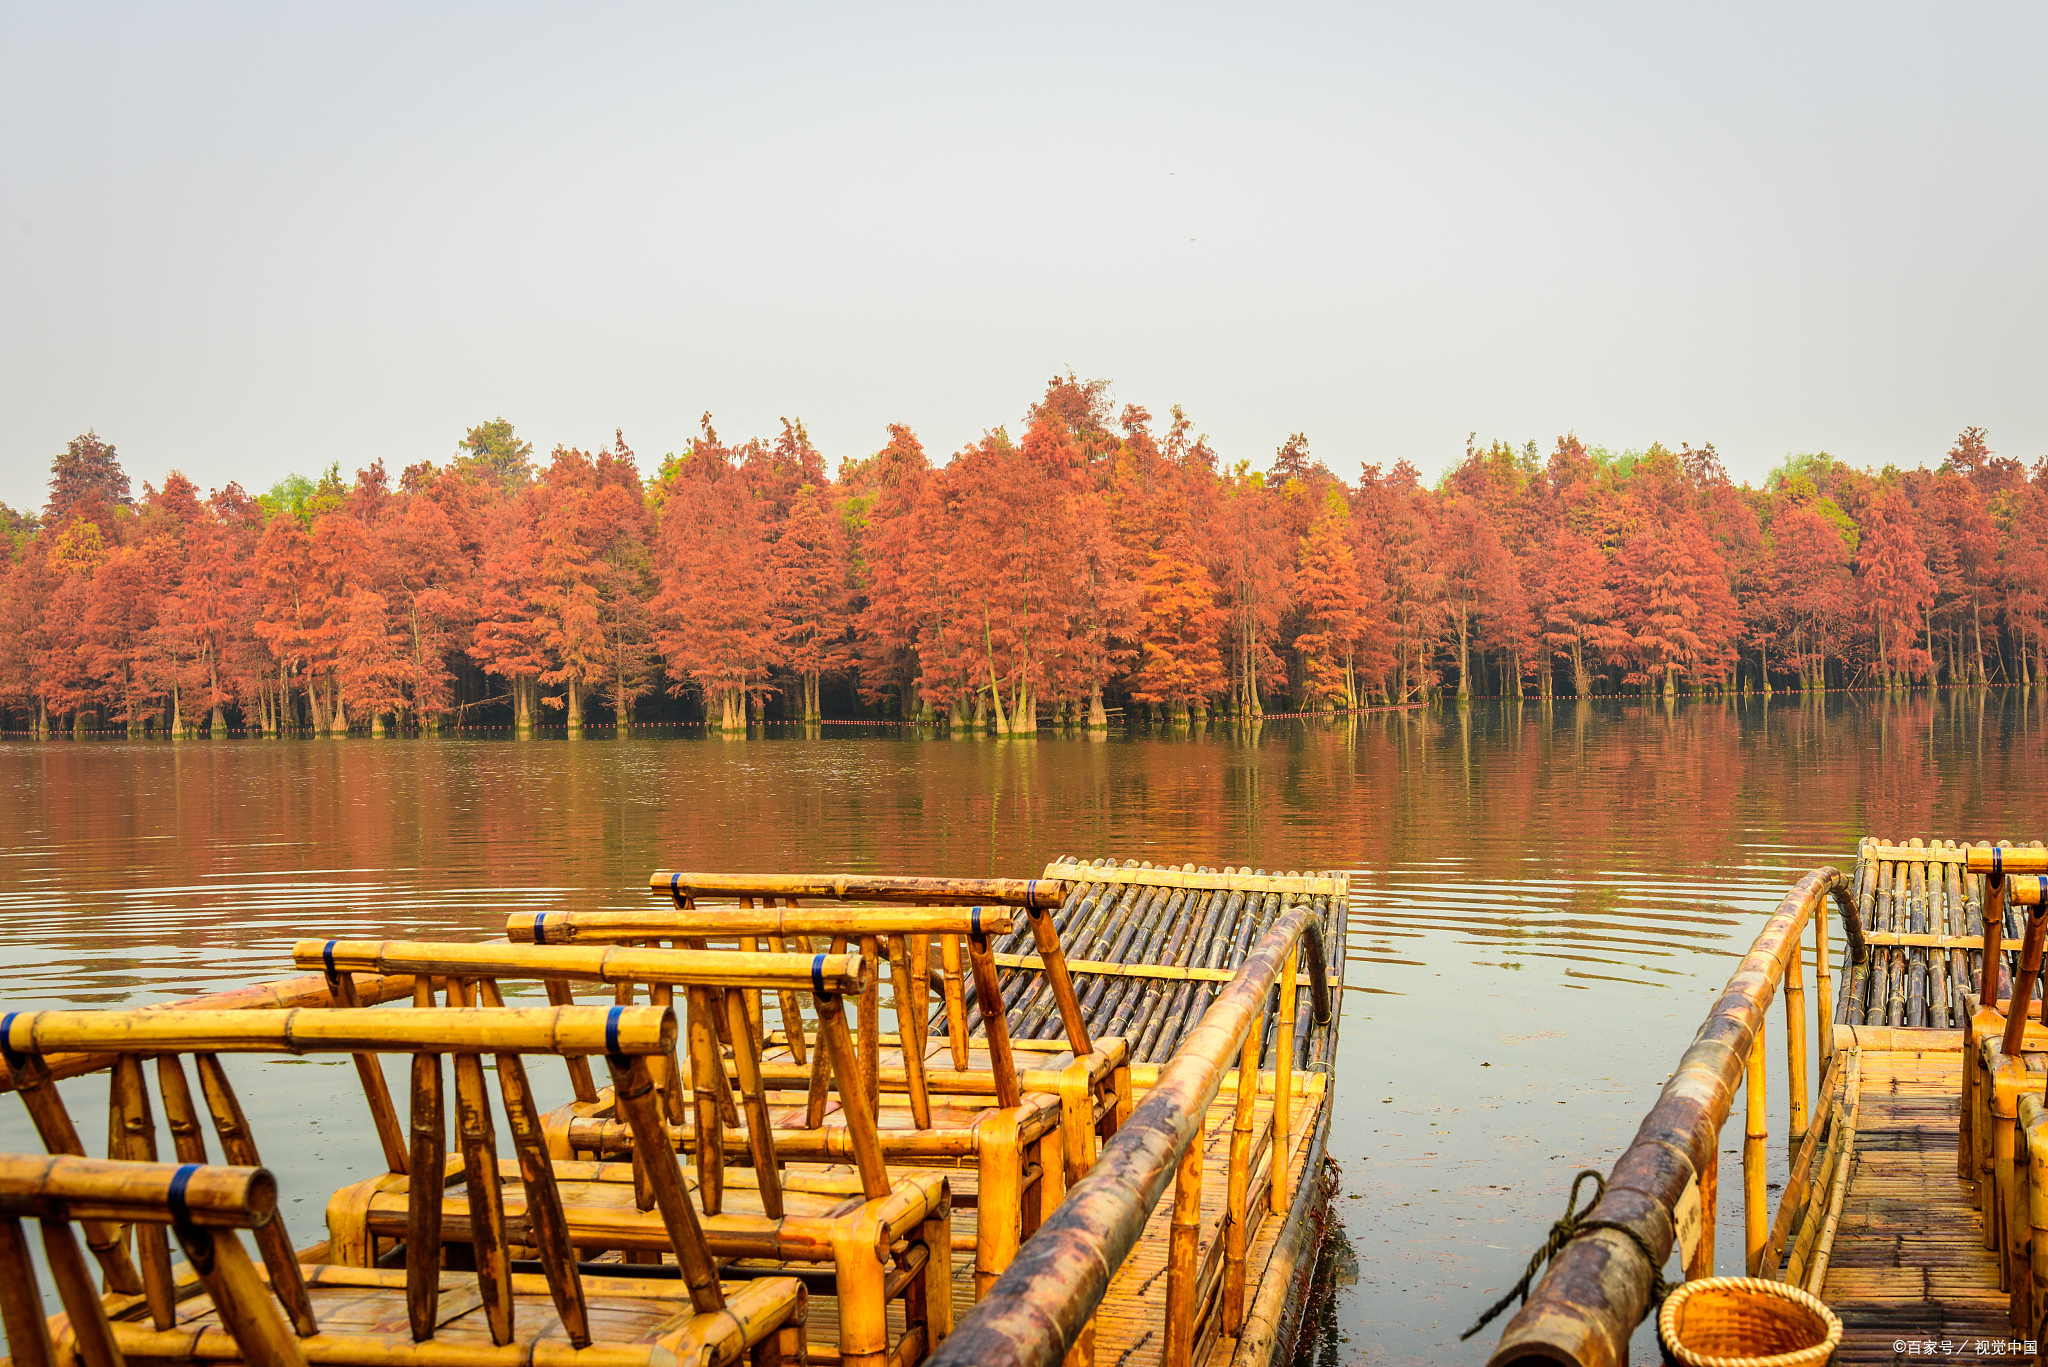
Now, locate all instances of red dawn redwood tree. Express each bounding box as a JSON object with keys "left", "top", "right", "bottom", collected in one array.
[
  {"left": 1855, "top": 484, "right": 1937, "bottom": 688},
  {"left": 651, "top": 419, "right": 782, "bottom": 731}
]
